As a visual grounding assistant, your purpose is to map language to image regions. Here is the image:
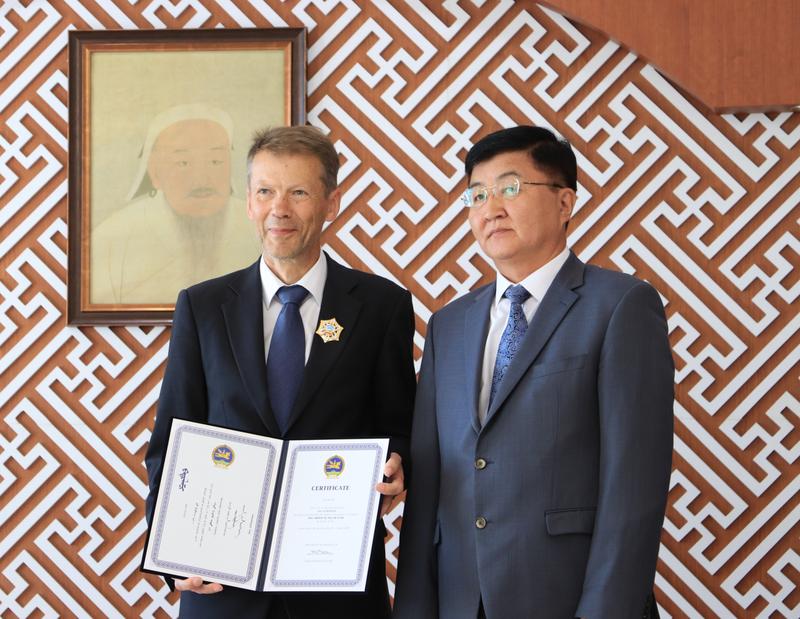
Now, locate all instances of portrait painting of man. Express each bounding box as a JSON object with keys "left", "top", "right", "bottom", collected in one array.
[
  {"left": 90, "top": 103, "right": 261, "bottom": 304},
  {"left": 67, "top": 32, "right": 304, "bottom": 319}
]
